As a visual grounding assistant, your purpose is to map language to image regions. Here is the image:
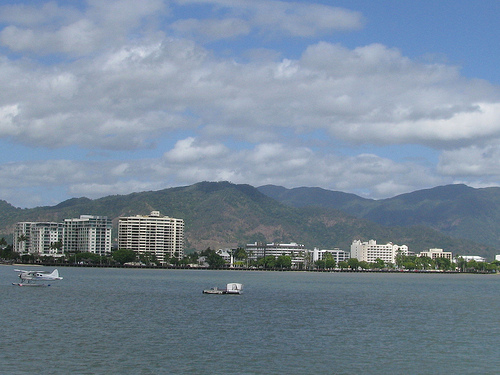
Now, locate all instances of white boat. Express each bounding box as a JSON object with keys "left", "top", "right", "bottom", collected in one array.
[{"left": 203, "top": 283, "right": 243, "bottom": 294}]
